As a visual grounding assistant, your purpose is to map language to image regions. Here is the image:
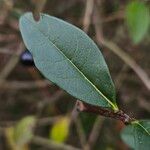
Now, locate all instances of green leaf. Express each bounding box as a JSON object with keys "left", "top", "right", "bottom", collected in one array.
[
  {"left": 50, "top": 116, "right": 70, "bottom": 143},
  {"left": 121, "top": 120, "right": 150, "bottom": 150},
  {"left": 125, "top": 1, "right": 150, "bottom": 44},
  {"left": 19, "top": 13, "right": 118, "bottom": 110},
  {"left": 13, "top": 116, "right": 36, "bottom": 146}
]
